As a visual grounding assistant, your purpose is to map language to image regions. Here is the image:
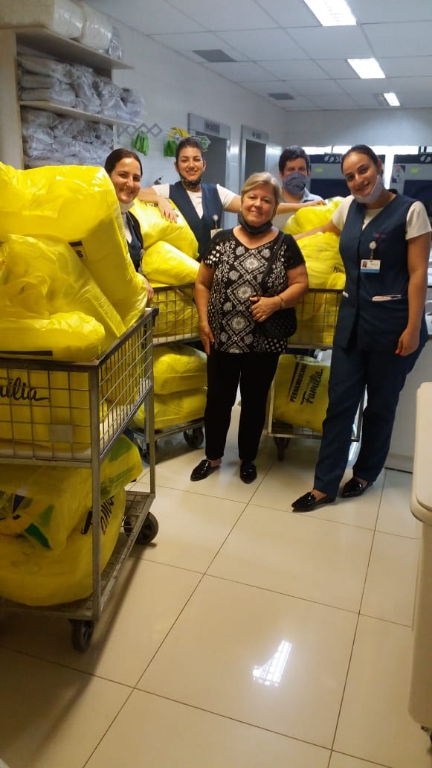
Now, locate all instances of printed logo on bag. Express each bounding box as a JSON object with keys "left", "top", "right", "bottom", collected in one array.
[
  {"left": 0, "top": 376, "right": 49, "bottom": 403},
  {"left": 301, "top": 369, "right": 323, "bottom": 405},
  {"left": 81, "top": 496, "right": 115, "bottom": 536}
]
